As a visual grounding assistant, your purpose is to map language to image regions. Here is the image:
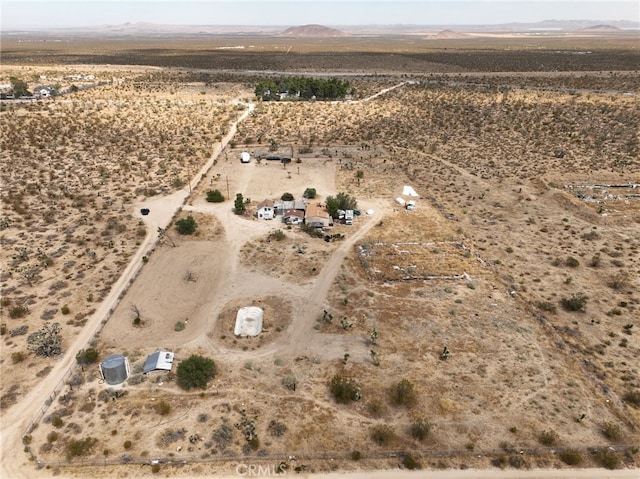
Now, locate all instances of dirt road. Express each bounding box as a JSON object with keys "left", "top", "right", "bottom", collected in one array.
[{"left": 0, "top": 102, "right": 254, "bottom": 479}]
